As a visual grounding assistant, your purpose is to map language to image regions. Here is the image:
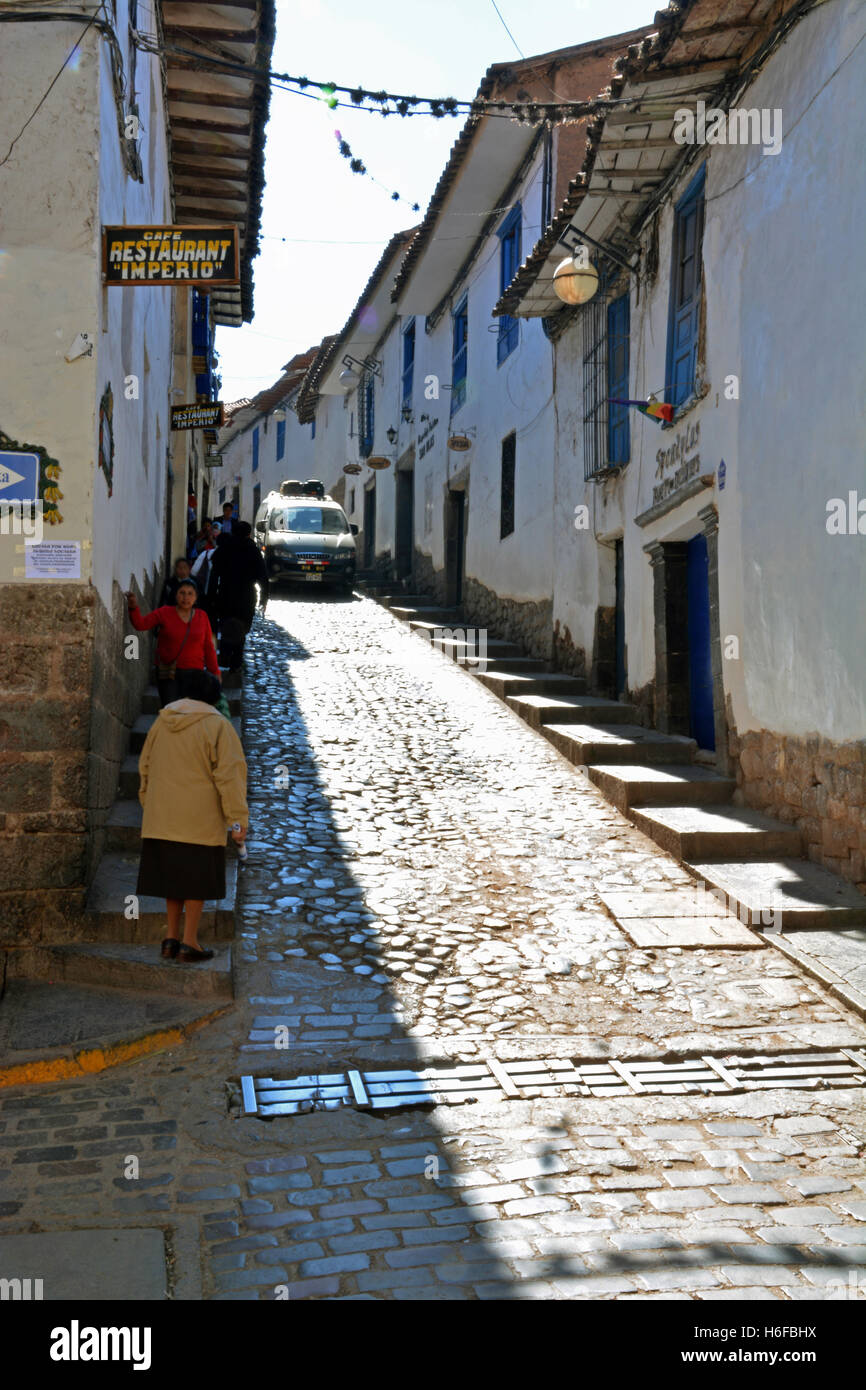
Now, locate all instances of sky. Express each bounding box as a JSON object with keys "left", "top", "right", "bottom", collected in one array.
[{"left": 215, "top": 0, "right": 656, "bottom": 401}]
